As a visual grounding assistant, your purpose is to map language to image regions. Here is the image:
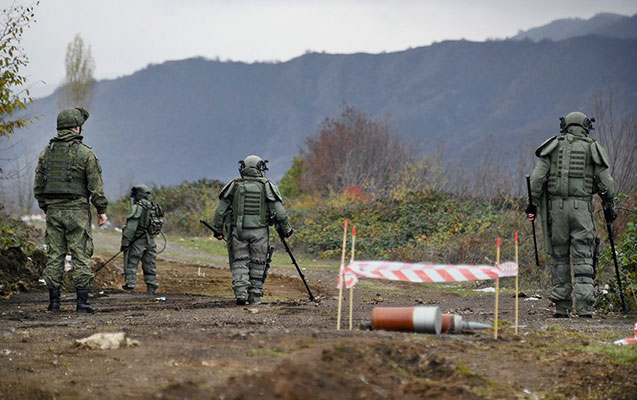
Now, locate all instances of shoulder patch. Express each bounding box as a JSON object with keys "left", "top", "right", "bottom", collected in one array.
[
  {"left": 219, "top": 179, "right": 238, "bottom": 199},
  {"left": 590, "top": 141, "right": 610, "bottom": 168},
  {"left": 265, "top": 180, "right": 283, "bottom": 202},
  {"left": 535, "top": 136, "right": 560, "bottom": 157}
]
